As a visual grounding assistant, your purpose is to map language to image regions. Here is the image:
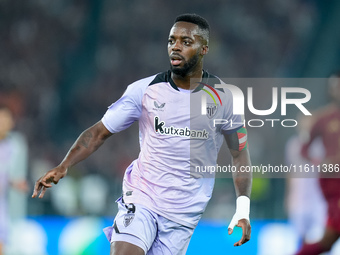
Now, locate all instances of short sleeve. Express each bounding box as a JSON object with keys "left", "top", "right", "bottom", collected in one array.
[
  {"left": 101, "top": 76, "right": 154, "bottom": 133},
  {"left": 220, "top": 87, "right": 244, "bottom": 134}
]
